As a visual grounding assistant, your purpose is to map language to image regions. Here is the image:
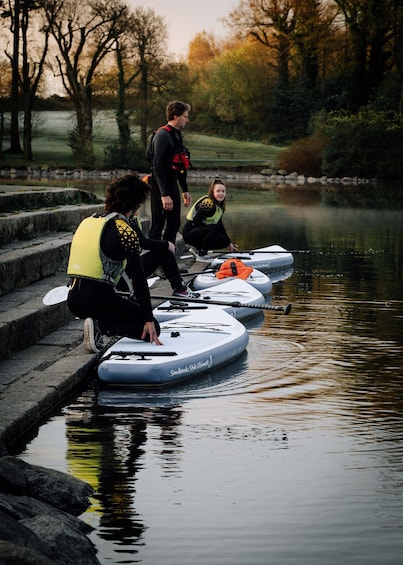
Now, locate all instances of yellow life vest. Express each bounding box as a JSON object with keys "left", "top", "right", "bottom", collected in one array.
[
  {"left": 186, "top": 196, "right": 223, "bottom": 225},
  {"left": 67, "top": 213, "right": 128, "bottom": 285}
]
